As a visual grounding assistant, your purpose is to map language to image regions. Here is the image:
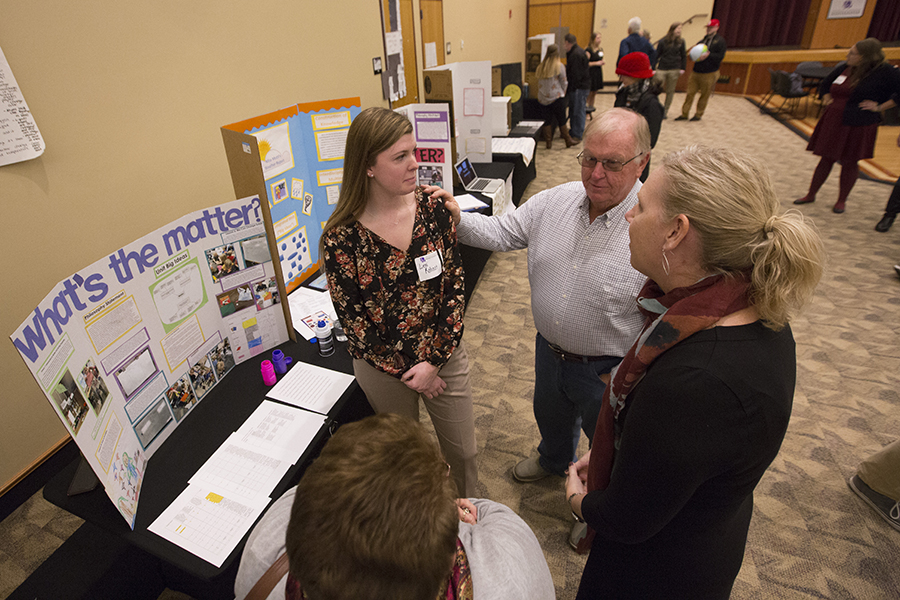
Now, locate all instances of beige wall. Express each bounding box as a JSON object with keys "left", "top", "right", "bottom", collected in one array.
[
  {"left": 593, "top": 0, "right": 714, "bottom": 62},
  {"left": 0, "top": 0, "right": 533, "bottom": 492},
  {"left": 0, "top": 1, "right": 393, "bottom": 489}
]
